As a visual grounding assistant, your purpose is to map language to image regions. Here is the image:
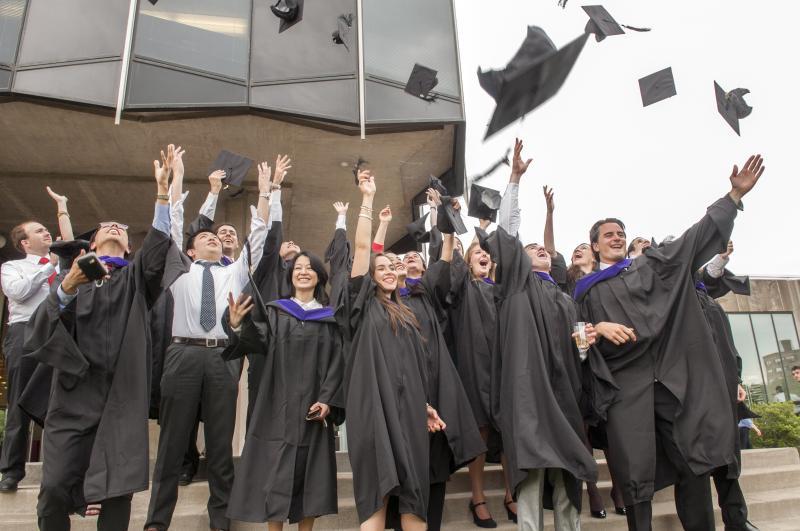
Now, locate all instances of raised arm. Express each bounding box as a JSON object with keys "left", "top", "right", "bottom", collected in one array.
[
  {"left": 372, "top": 205, "right": 392, "bottom": 249},
  {"left": 46, "top": 186, "right": 74, "bottom": 241},
  {"left": 498, "top": 137, "right": 531, "bottom": 236},
  {"left": 542, "top": 185, "right": 557, "bottom": 257},
  {"left": 439, "top": 199, "right": 458, "bottom": 263},
  {"left": 168, "top": 146, "right": 188, "bottom": 247},
  {"left": 169, "top": 145, "right": 186, "bottom": 205},
  {"left": 351, "top": 170, "right": 376, "bottom": 277}
]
